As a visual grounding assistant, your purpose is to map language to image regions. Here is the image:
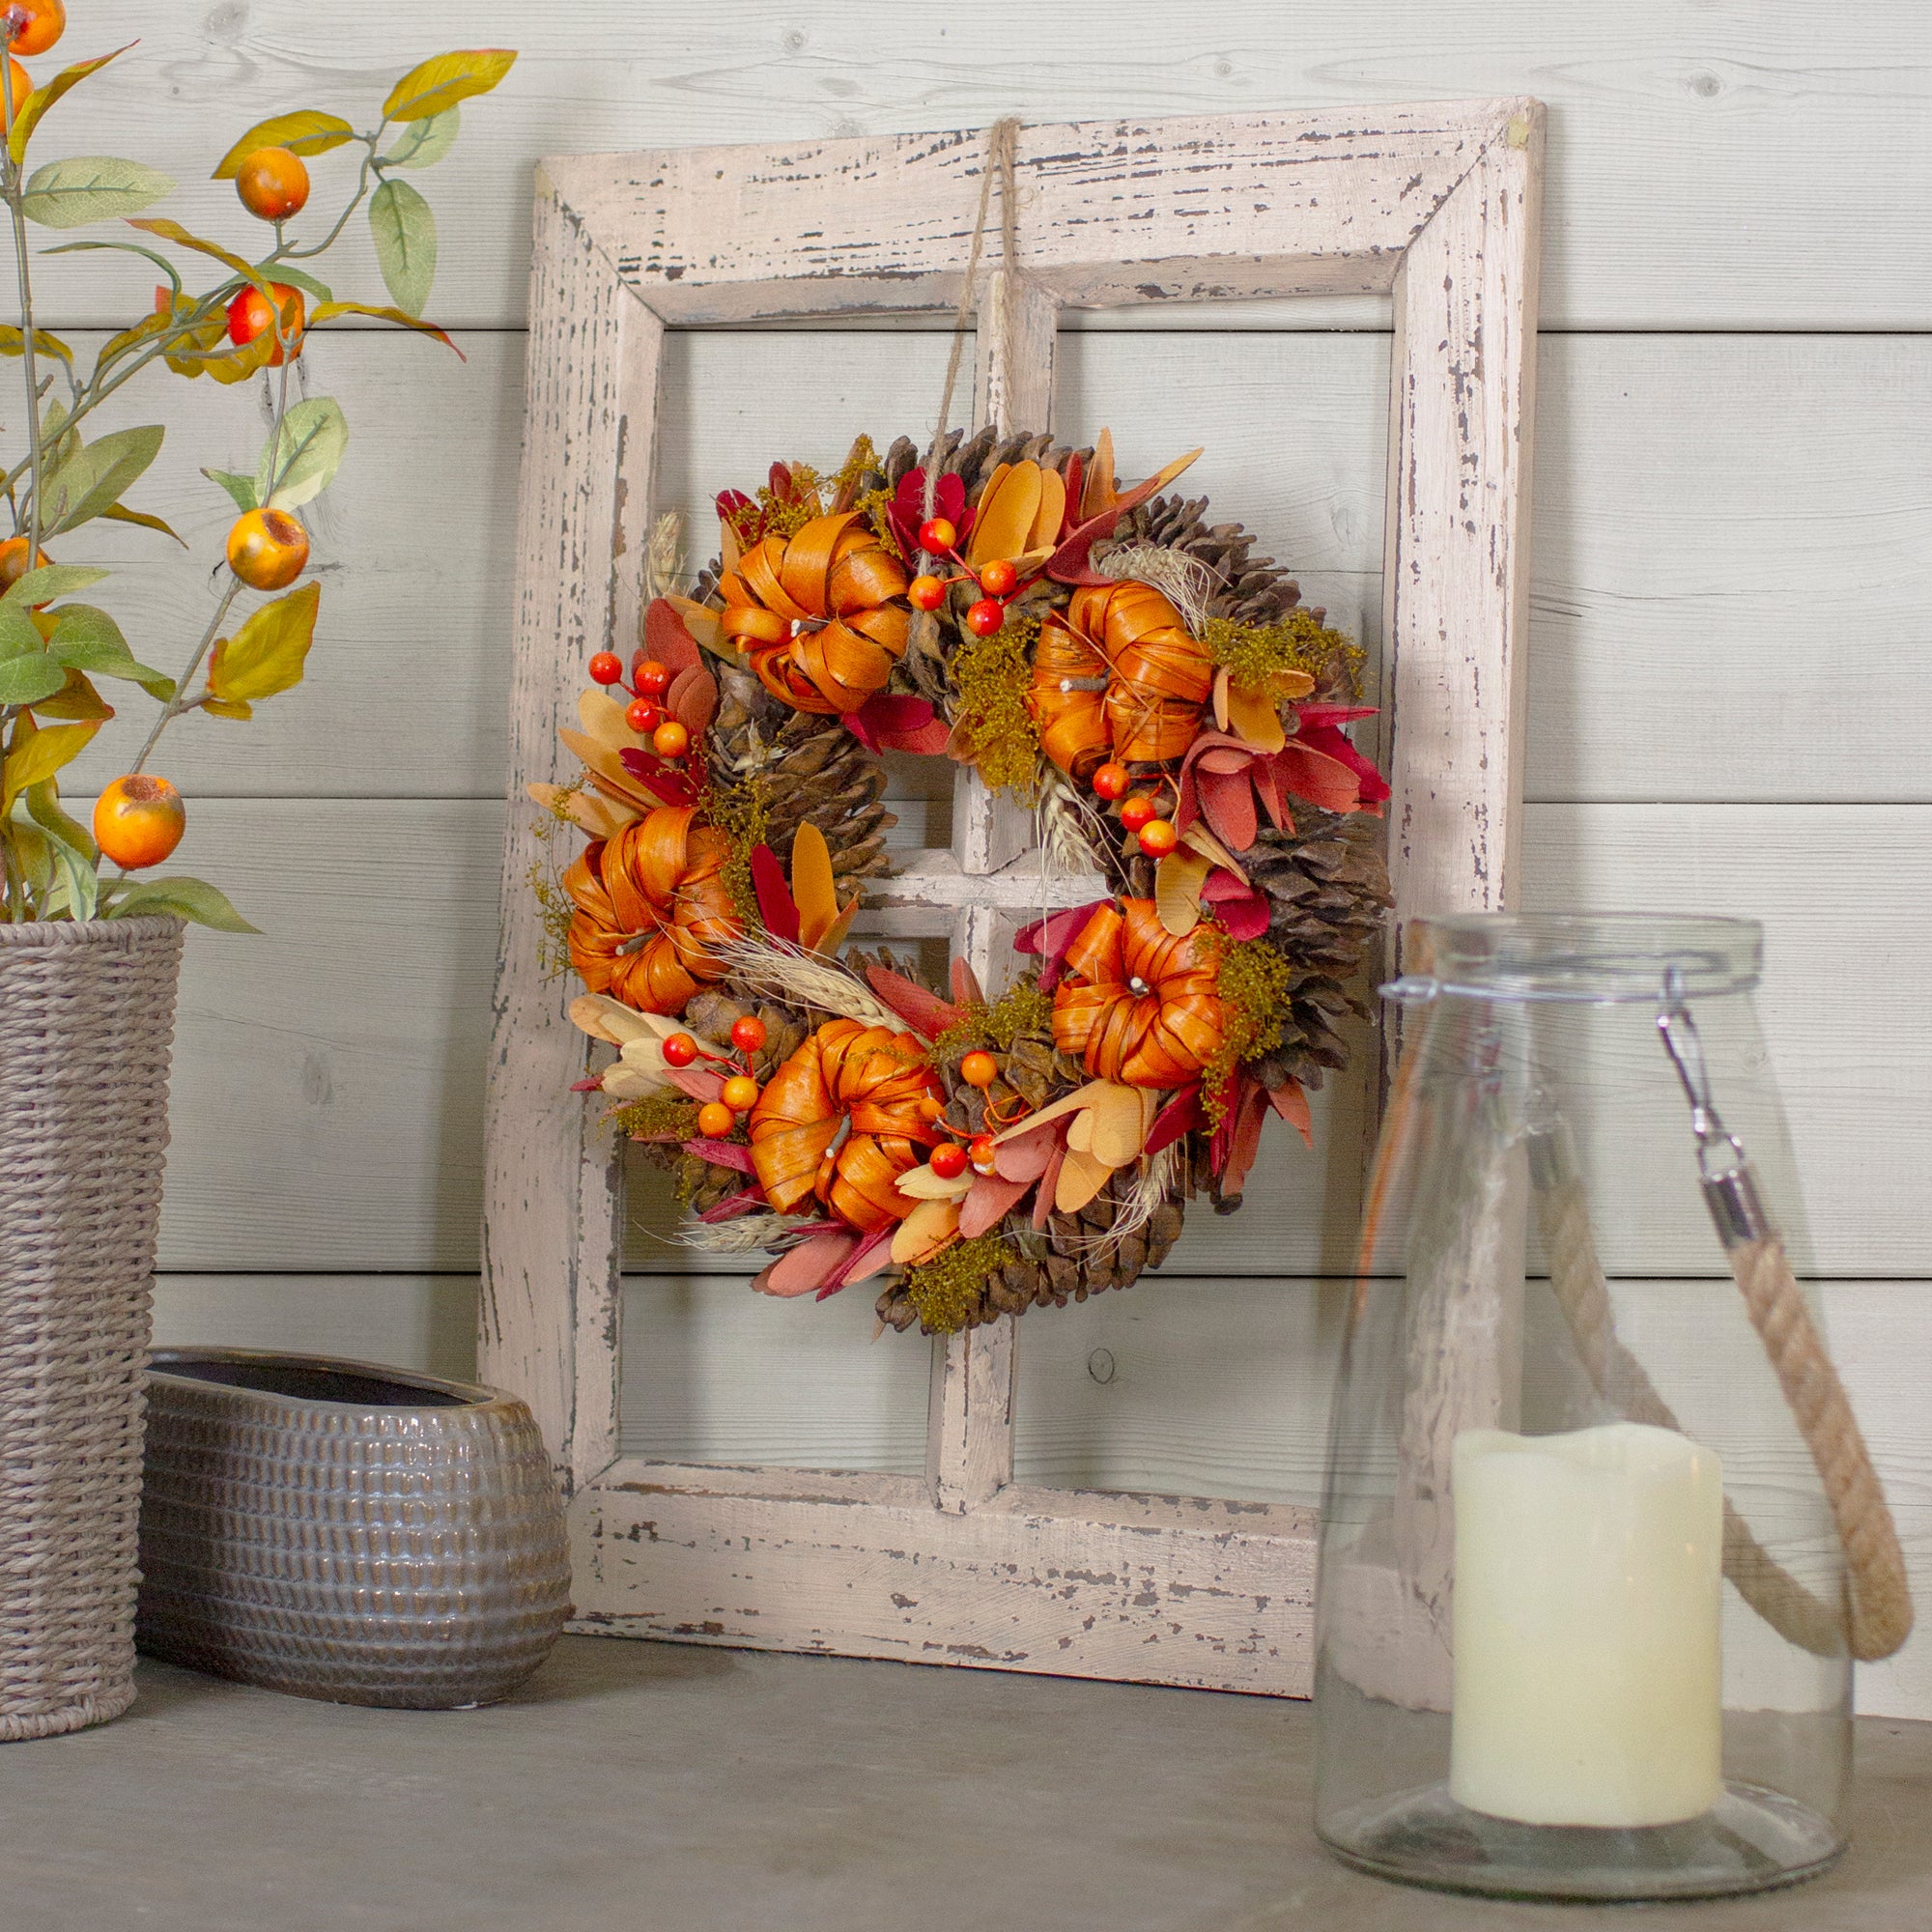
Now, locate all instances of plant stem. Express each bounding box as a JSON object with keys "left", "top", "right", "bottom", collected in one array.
[
  {"left": 283, "top": 135, "right": 381, "bottom": 261},
  {"left": 130, "top": 578, "right": 242, "bottom": 775},
  {"left": 2, "top": 57, "right": 44, "bottom": 561}
]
